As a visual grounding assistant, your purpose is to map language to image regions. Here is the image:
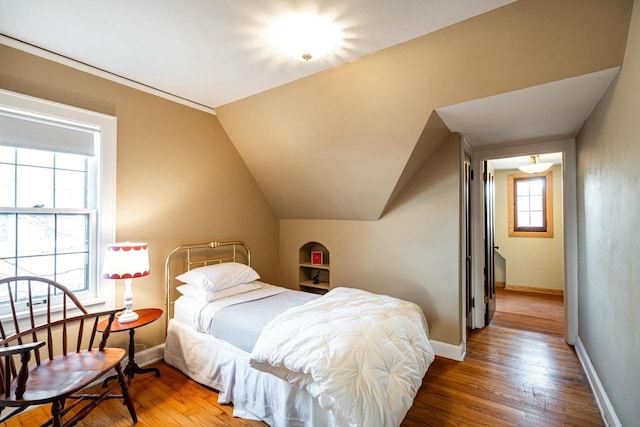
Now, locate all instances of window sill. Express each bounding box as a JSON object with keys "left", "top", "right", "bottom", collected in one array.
[
  {"left": 509, "top": 230, "right": 553, "bottom": 238},
  {"left": 0, "top": 297, "right": 113, "bottom": 329}
]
